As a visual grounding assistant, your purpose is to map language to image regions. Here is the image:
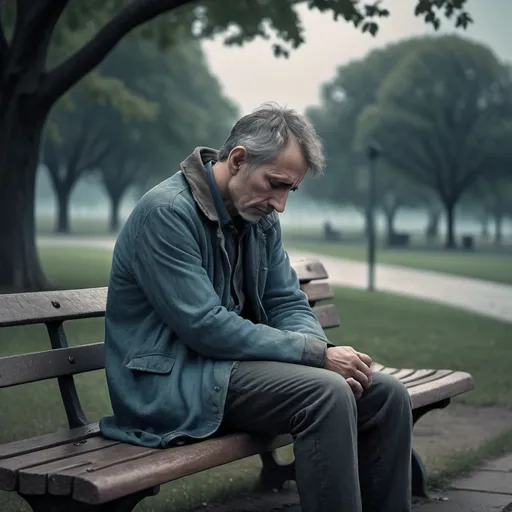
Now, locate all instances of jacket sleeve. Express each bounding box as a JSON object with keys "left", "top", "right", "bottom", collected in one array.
[
  {"left": 262, "top": 218, "right": 333, "bottom": 354},
  {"left": 131, "top": 204, "right": 327, "bottom": 367}
]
